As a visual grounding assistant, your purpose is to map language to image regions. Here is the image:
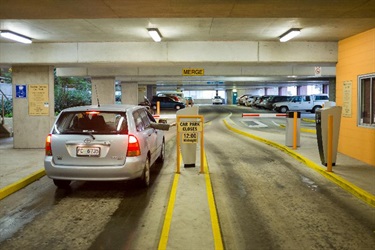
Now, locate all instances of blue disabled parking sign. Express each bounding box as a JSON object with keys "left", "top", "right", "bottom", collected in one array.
[{"left": 16, "top": 85, "right": 27, "bottom": 98}]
